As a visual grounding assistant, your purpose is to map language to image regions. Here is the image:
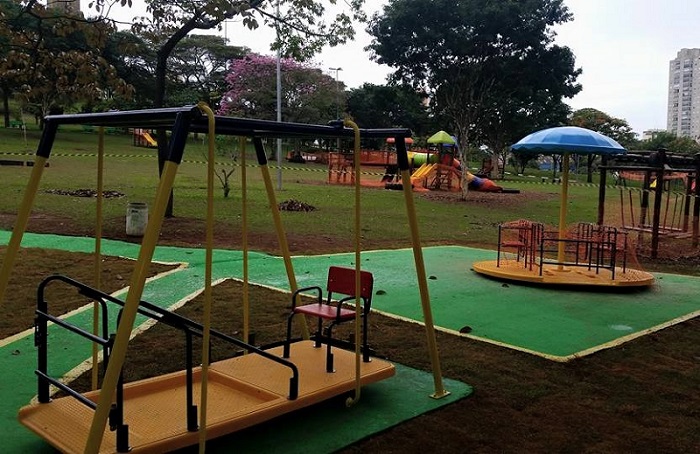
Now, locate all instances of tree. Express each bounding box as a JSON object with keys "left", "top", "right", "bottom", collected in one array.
[
  {"left": 367, "top": 0, "right": 581, "bottom": 197},
  {"left": 218, "top": 53, "right": 340, "bottom": 124},
  {"left": 570, "top": 108, "right": 635, "bottom": 145},
  {"left": 636, "top": 130, "right": 700, "bottom": 154},
  {"left": 127, "top": 0, "right": 367, "bottom": 216},
  {"left": 570, "top": 108, "right": 636, "bottom": 182},
  {"left": 0, "top": 1, "right": 132, "bottom": 125},
  {"left": 0, "top": 0, "right": 24, "bottom": 127},
  {"left": 169, "top": 35, "right": 248, "bottom": 107},
  {"left": 346, "top": 83, "right": 432, "bottom": 136},
  {"left": 99, "top": 30, "right": 158, "bottom": 110}
]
